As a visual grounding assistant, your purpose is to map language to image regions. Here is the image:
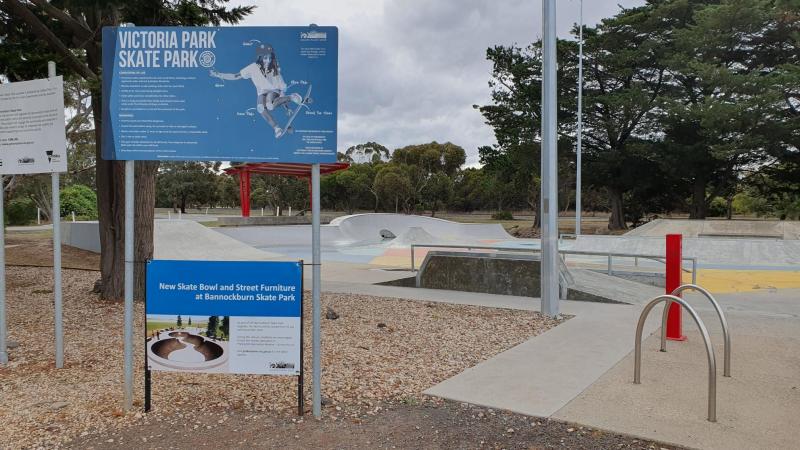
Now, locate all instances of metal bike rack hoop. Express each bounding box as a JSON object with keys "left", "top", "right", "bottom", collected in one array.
[
  {"left": 661, "top": 284, "right": 731, "bottom": 377},
  {"left": 635, "top": 294, "right": 717, "bottom": 422}
]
